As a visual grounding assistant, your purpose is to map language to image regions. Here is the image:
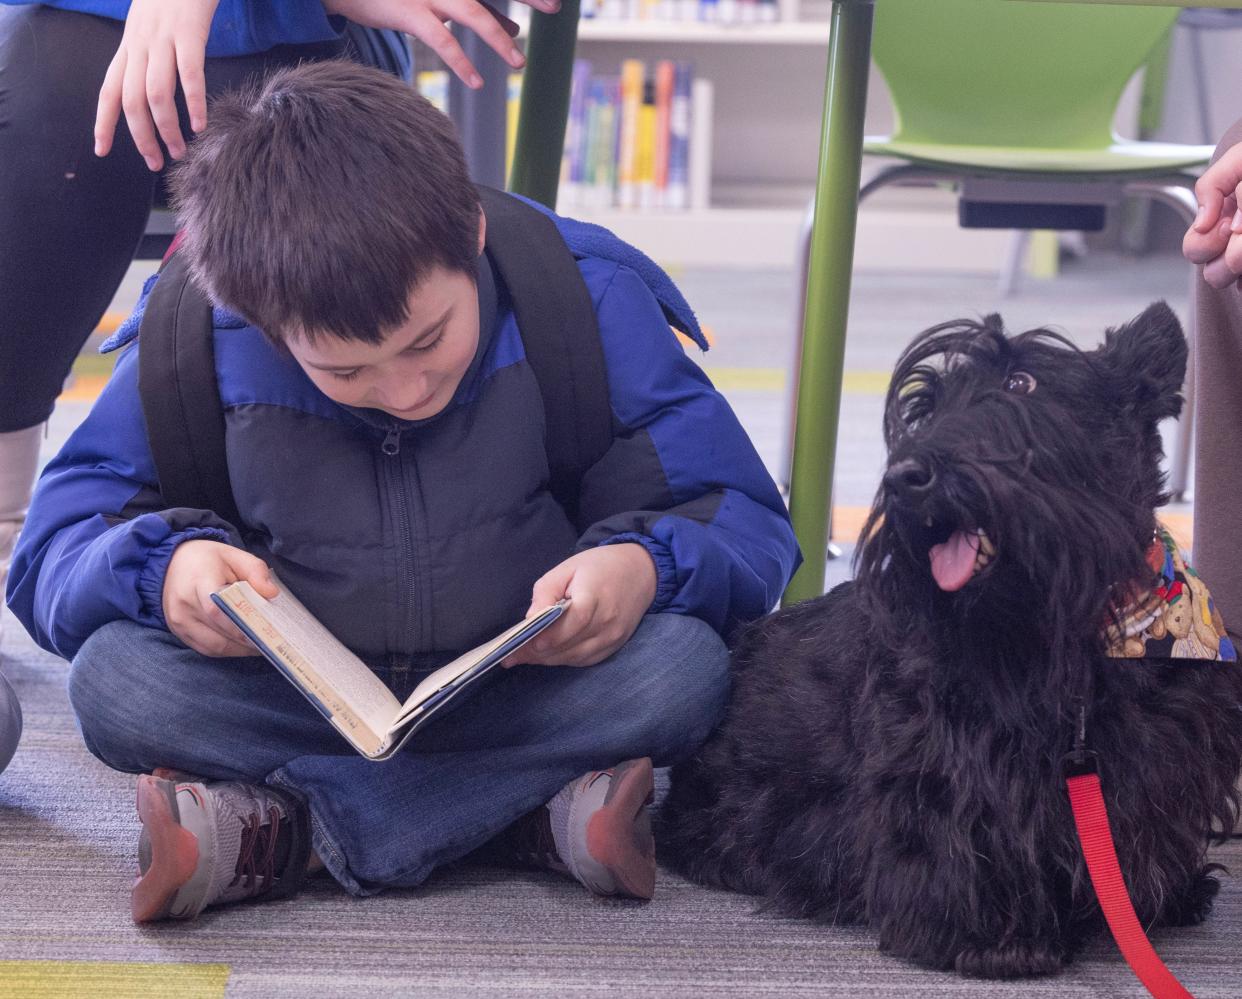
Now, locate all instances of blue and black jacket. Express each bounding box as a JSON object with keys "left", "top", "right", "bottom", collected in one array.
[{"left": 6, "top": 204, "right": 801, "bottom": 665}]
